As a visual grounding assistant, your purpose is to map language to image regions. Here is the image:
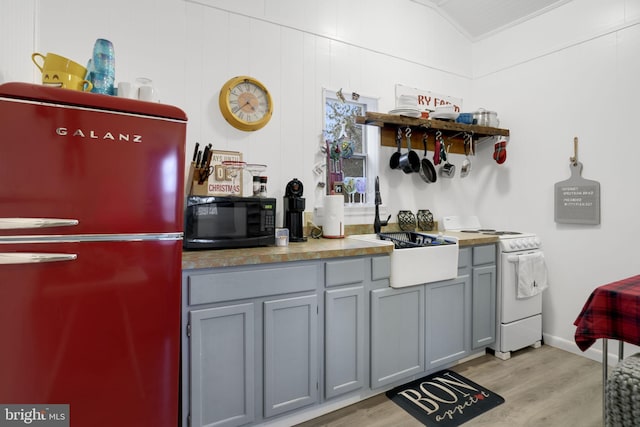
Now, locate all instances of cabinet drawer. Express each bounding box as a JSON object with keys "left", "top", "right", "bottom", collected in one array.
[
  {"left": 187, "top": 263, "right": 319, "bottom": 306},
  {"left": 473, "top": 244, "right": 496, "bottom": 266},
  {"left": 371, "top": 256, "right": 391, "bottom": 281},
  {"left": 325, "top": 258, "right": 365, "bottom": 287},
  {"left": 458, "top": 247, "right": 472, "bottom": 271}
]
